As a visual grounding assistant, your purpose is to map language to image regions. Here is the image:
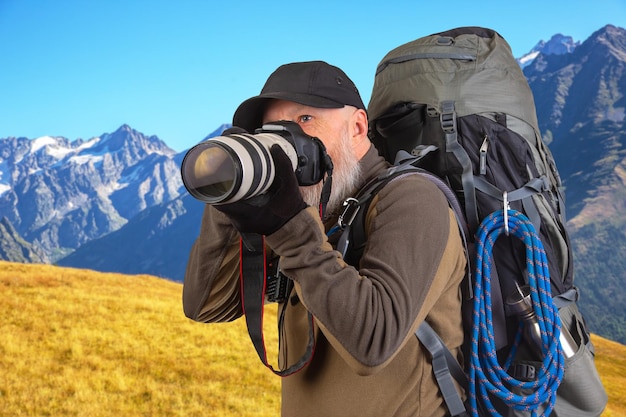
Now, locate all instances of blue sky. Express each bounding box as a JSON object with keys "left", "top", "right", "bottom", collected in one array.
[{"left": 1, "top": 1, "right": 625, "bottom": 152}]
